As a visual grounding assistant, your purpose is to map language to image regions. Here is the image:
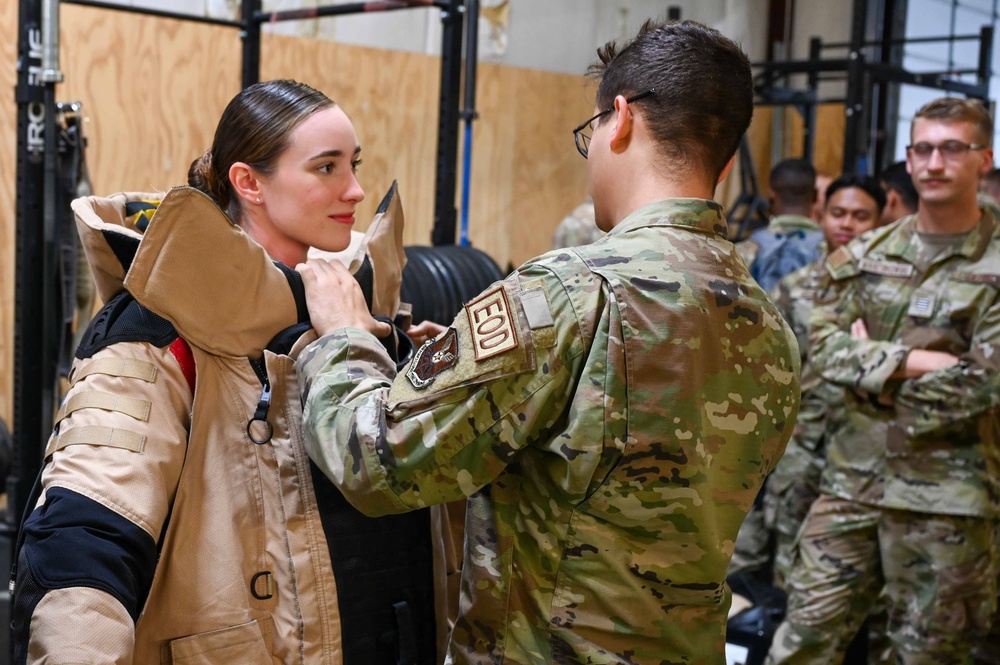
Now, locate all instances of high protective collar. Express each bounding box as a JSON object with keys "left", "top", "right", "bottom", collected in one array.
[{"left": 71, "top": 183, "right": 407, "bottom": 358}]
